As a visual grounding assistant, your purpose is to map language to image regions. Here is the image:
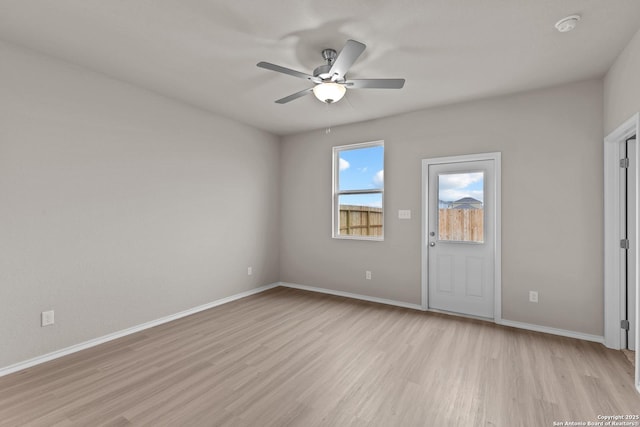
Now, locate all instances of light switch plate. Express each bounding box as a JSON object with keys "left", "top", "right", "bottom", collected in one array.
[{"left": 398, "top": 209, "right": 411, "bottom": 219}]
